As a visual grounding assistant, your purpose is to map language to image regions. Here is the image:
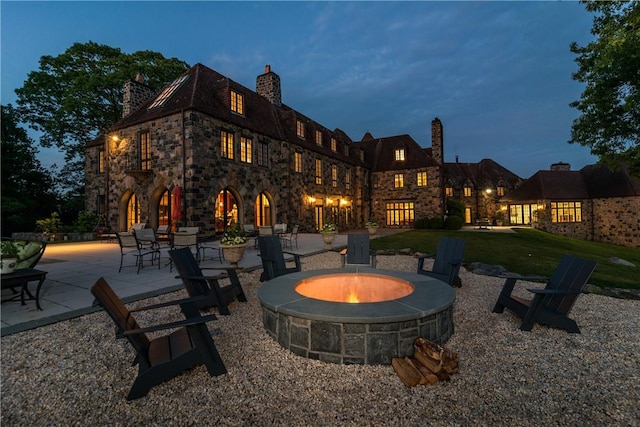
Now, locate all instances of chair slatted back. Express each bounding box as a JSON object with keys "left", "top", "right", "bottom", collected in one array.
[
  {"left": 259, "top": 226, "right": 273, "bottom": 236},
  {"left": 169, "top": 248, "right": 210, "bottom": 298},
  {"left": 173, "top": 232, "right": 198, "bottom": 248},
  {"left": 91, "top": 278, "right": 151, "bottom": 353},
  {"left": 117, "top": 232, "right": 139, "bottom": 249},
  {"left": 545, "top": 255, "right": 597, "bottom": 314},
  {"left": 346, "top": 234, "right": 371, "bottom": 265},
  {"left": 134, "top": 228, "right": 157, "bottom": 242},
  {"left": 258, "top": 236, "right": 286, "bottom": 279},
  {"left": 432, "top": 237, "right": 466, "bottom": 283}
]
